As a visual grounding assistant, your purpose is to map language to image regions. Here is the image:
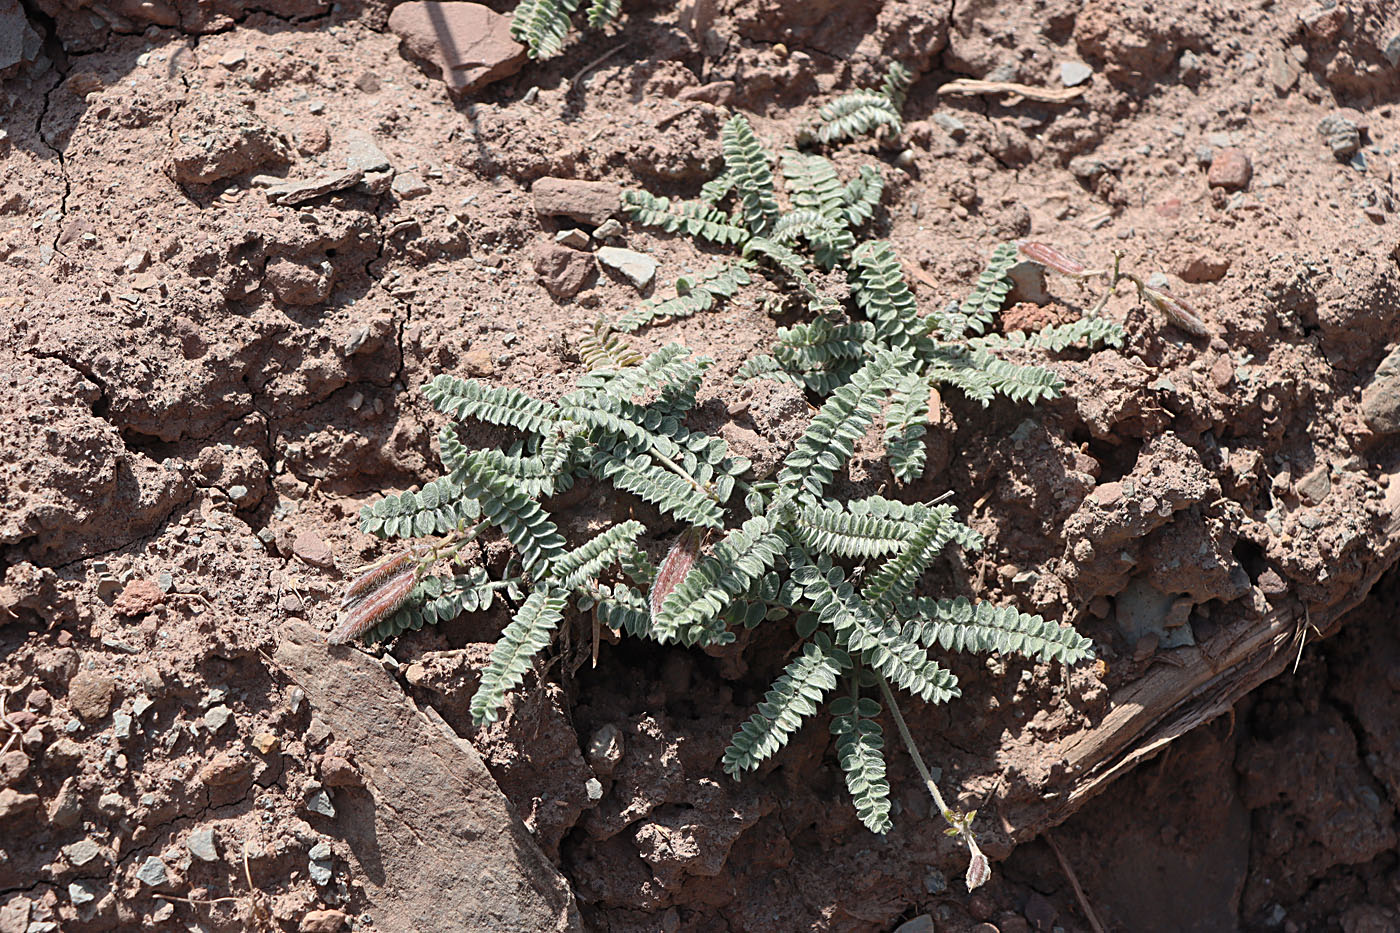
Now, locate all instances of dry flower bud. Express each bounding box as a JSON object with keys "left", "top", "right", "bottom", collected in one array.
[
  {"left": 1018, "top": 240, "right": 1089, "bottom": 277},
  {"left": 1143, "top": 286, "right": 1211, "bottom": 337},
  {"left": 650, "top": 527, "right": 706, "bottom": 622}
]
